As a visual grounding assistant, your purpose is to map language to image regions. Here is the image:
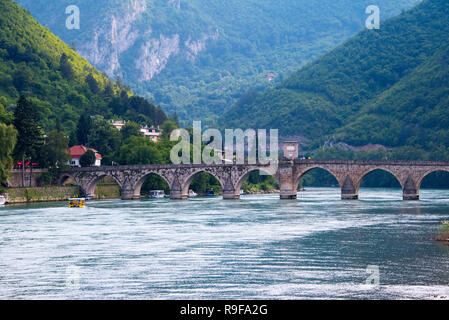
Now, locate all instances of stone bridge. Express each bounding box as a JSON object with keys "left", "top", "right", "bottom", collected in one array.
[{"left": 59, "top": 159, "right": 449, "bottom": 201}]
